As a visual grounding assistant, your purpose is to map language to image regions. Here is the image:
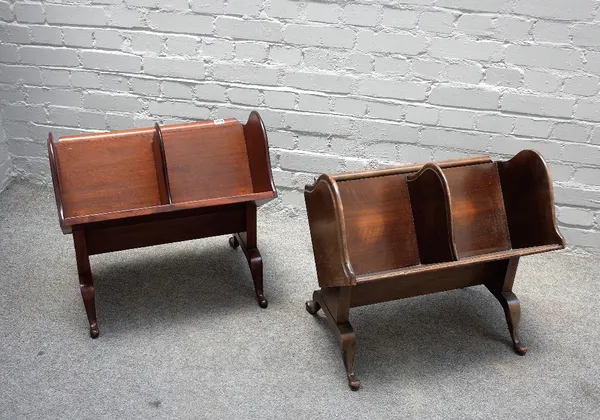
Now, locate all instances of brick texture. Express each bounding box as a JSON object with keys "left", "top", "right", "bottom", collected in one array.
[{"left": 0, "top": 0, "right": 599, "bottom": 250}]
